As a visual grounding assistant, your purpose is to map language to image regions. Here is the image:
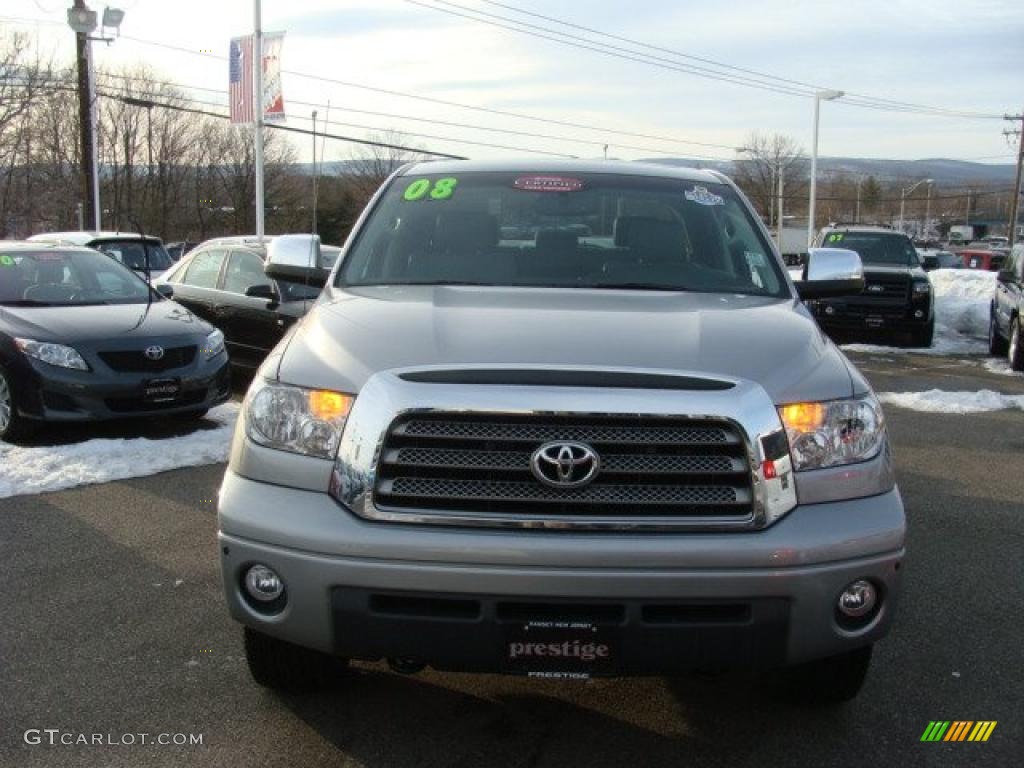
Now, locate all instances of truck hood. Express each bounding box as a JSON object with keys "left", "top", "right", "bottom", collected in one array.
[{"left": 276, "top": 286, "right": 855, "bottom": 404}]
